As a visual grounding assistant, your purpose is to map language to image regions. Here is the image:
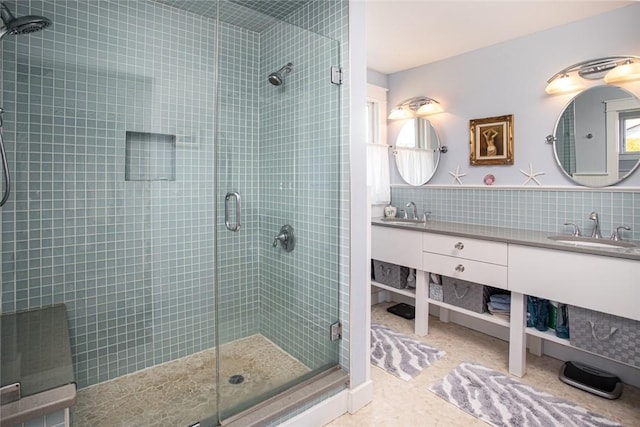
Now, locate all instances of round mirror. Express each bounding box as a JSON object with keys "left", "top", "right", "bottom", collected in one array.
[
  {"left": 394, "top": 118, "right": 442, "bottom": 186},
  {"left": 553, "top": 85, "right": 640, "bottom": 187}
]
